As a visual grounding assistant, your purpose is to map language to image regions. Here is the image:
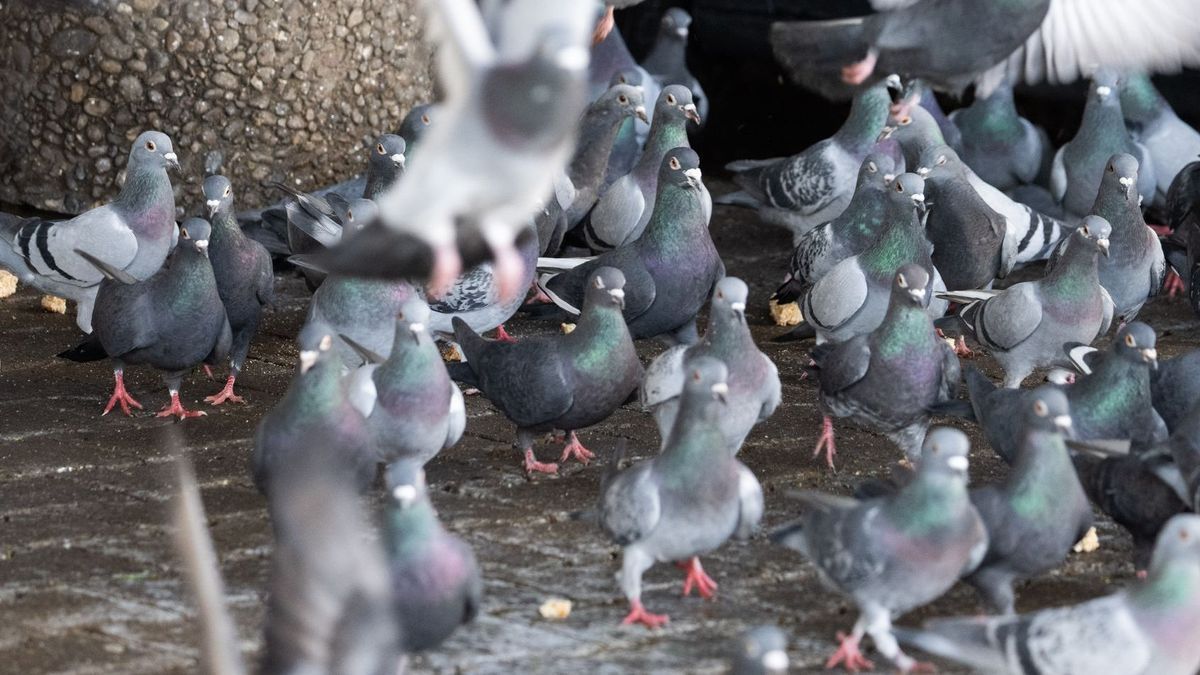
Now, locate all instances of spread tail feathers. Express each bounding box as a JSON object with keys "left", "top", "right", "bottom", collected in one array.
[
  {"left": 57, "top": 334, "right": 107, "bottom": 362},
  {"left": 339, "top": 334, "right": 386, "bottom": 365}
]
